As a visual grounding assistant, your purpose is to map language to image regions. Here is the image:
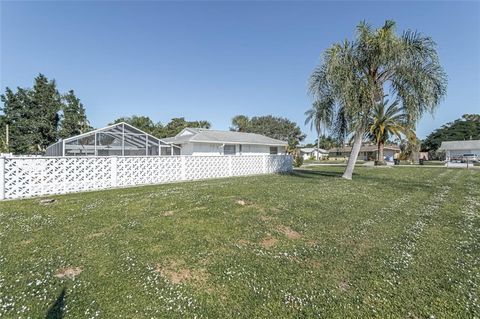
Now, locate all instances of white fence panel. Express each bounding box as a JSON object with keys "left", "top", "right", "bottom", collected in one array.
[
  {"left": 116, "top": 157, "right": 183, "bottom": 187},
  {"left": 231, "top": 155, "right": 265, "bottom": 176},
  {"left": 0, "top": 155, "right": 292, "bottom": 200},
  {"left": 3, "top": 157, "right": 113, "bottom": 199},
  {"left": 184, "top": 156, "right": 231, "bottom": 180}
]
